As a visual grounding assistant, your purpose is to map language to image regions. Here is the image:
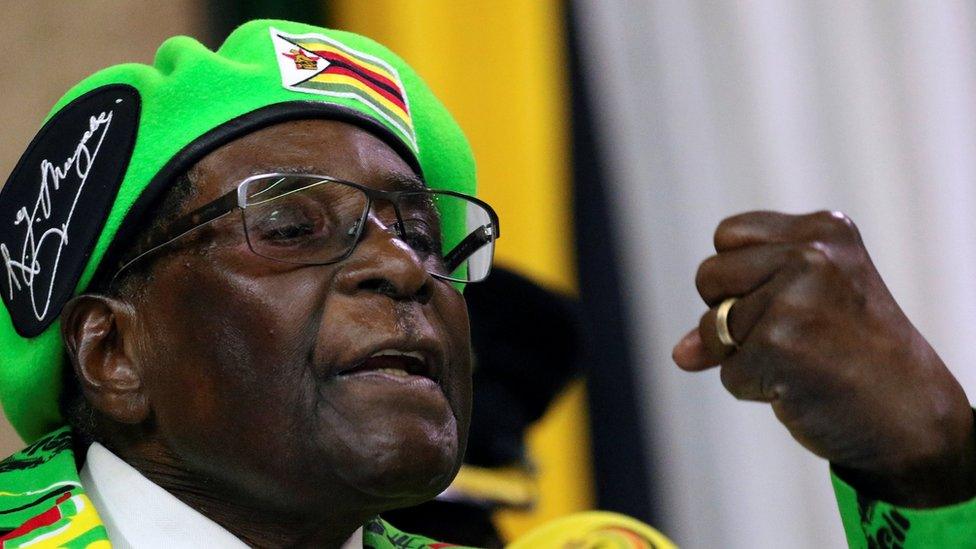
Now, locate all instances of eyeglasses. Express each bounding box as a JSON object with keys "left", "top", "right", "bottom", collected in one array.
[{"left": 111, "top": 173, "right": 500, "bottom": 286}]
